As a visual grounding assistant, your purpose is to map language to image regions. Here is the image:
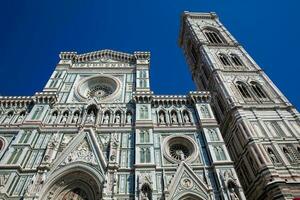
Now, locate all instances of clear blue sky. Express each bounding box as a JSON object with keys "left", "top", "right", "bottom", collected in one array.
[{"left": 0, "top": 1, "right": 299, "bottom": 109}]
